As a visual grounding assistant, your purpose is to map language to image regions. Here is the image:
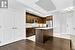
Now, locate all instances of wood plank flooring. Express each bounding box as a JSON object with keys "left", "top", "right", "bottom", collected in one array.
[{"left": 0, "top": 37, "right": 71, "bottom": 50}]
